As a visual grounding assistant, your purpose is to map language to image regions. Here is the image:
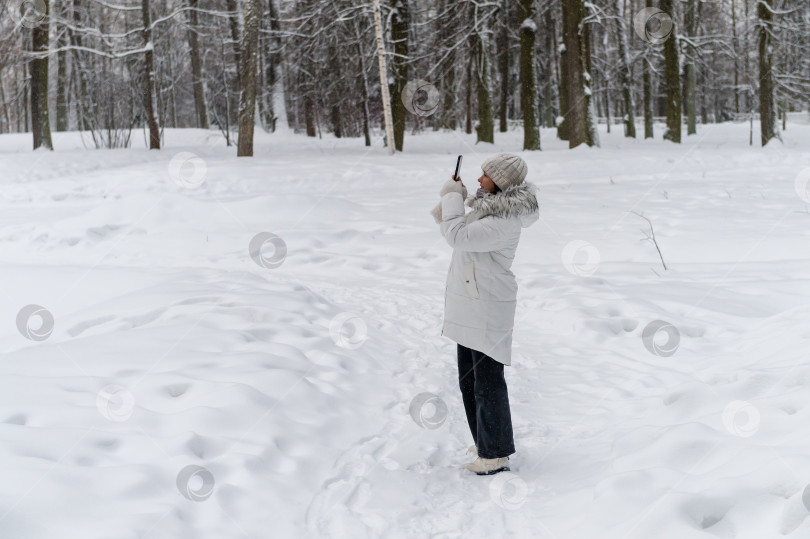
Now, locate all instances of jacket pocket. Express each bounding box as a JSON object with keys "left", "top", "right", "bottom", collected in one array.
[{"left": 462, "top": 262, "right": 480, "bottom": 299}]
